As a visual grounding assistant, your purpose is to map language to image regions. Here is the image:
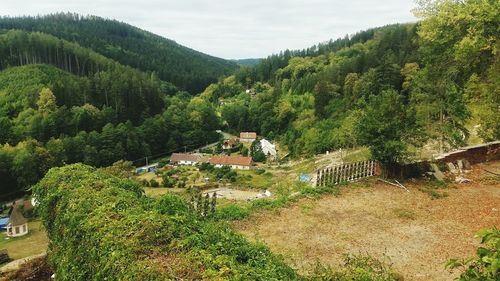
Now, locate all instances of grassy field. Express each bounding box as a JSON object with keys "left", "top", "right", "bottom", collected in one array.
[{"left": 0, "top": 221, "right": 48, "bottom": 261}]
